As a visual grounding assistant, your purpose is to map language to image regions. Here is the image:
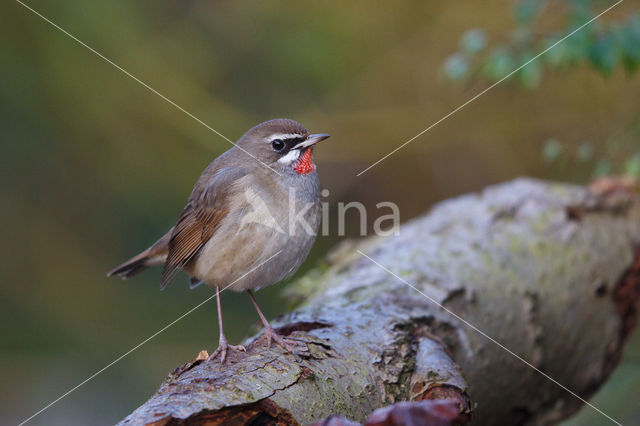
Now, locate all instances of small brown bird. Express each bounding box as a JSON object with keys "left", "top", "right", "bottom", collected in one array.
[{"left": 108, "top": 119, "right": 330, "bottom": 362}]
